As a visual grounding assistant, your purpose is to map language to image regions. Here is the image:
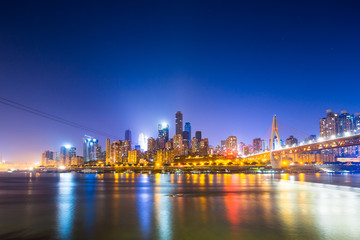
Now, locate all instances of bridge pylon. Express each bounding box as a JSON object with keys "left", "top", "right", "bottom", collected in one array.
[{"left": 270, "top": 115, "right": 282, "bottom": 169}]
